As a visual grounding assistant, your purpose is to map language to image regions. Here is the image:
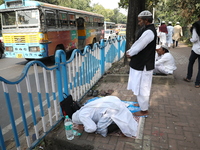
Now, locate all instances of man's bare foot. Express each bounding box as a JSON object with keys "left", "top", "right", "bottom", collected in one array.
[
  {"left": 133, "top": 110, "right": 148, "bottom": 116},
  {"left": 133, "top": 103, "right": 139, "bottom": 107}
]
